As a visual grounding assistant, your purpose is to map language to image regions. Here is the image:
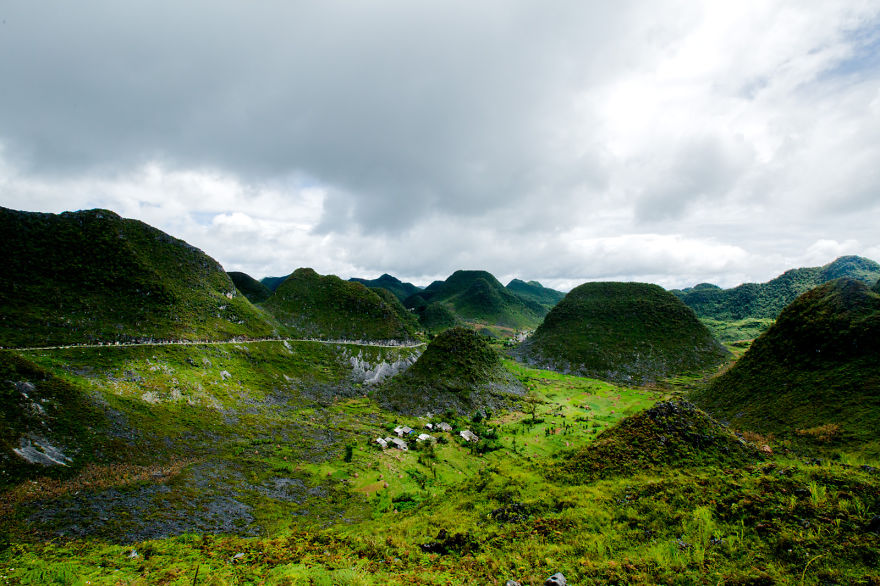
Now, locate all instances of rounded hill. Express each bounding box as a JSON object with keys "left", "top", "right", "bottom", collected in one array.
[
  {"left": 262, "top": 268, "right": 418, "bottom": 342},
  {"left": 552, "top": 401, "right": 758, "bottom": 483},
  {"left": 518, "top": 282, "right": 729, "bottom": 383},
  {"left": 692, "top": 278, "right": 880, "bottom": 454},
  {"left": 375, "top": 326, "right": 524, "bottom": 414},
  {"left": 0, "top": 207, "right": 275, "bottom": 347}
]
